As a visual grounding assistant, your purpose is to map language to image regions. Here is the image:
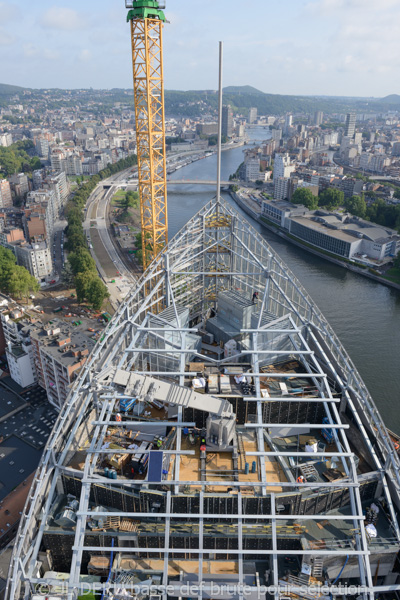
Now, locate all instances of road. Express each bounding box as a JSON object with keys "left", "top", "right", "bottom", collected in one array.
[
  {"left": 83, "top": 150, "right": 211, "bottom": 308},
  {"left": 83, "top": 168, "right": 137, "bottom": 308}
]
